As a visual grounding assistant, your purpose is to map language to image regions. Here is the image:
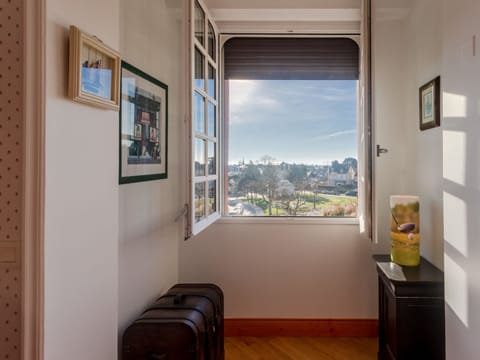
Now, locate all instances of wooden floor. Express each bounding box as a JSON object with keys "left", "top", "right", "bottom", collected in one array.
[{"left": 225, "top": 337, "right": 378, "bottom": 360}]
